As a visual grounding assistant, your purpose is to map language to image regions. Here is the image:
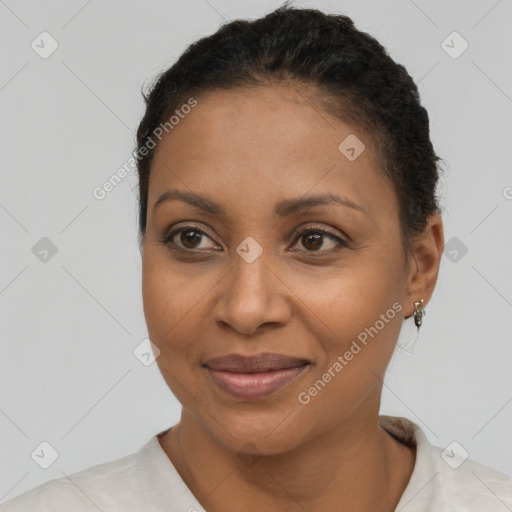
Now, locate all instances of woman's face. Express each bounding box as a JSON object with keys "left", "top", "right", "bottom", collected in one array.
[{"left": 142, "top": 85, "right": 420, "bottom": 454}]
